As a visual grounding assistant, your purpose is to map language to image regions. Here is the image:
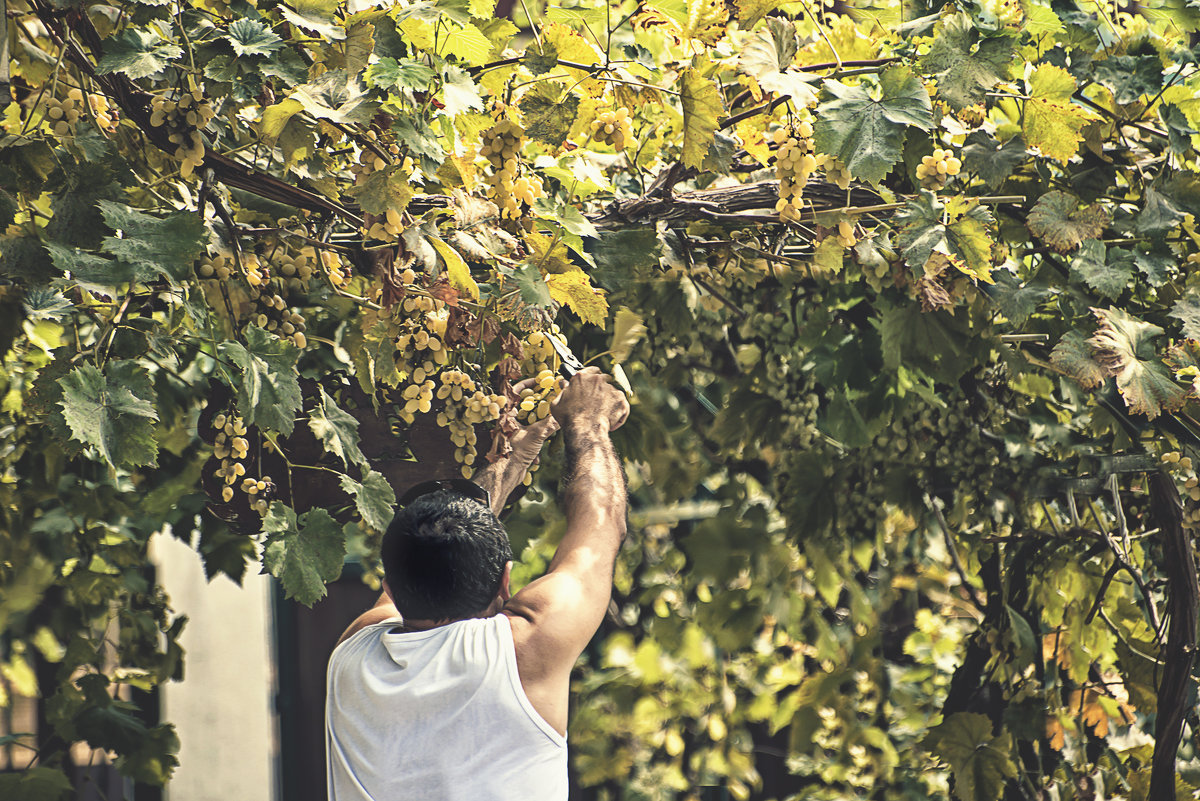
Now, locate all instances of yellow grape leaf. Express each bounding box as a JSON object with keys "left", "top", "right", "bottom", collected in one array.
[
  {"left": 343, "top": 21, "right": 376, "bottom": 74},
  {"left": 813, "top": 236, "right": 844, "bottom": 275},
  {"left": 736, "top": 119, "right": 771, "bottom": 166},
  {"left": 398, "top": 17, "right": 435, "bottom": 52},
  {"left": 469, "top": 0, "right": 495, "bottom": 16},
  {"left": 524, "top": 231, "right": 574, "bottom": 273},
  {"left": 1045, "top": 715, "right": 1067, "bottom": 750},
  {"left": 546, "top": 270, "right": 609, "bottom": 326},
  {"left": 735, "top": 0, "right": 784, "bottom": 27},
  {"left": 541, "top": 23, "right": 604, "bottom": 95},
  {"left": 1069, "top": 688, "right": 1135, "bottom": 738},
  {"left": 680, "top": 68, "right": 723, "bottom": 170},
  {"left": 609, "top": 307, "right": 648, "bottom": 362},
  {"left": 1023, "top": 64, "right": 1093, "bottom": 163},
  {"left": 259, "top": 98, "right": 303, "bottom": 141},
  {"left": 428, "top": 236, "right": 479, "bottom": 299}
]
